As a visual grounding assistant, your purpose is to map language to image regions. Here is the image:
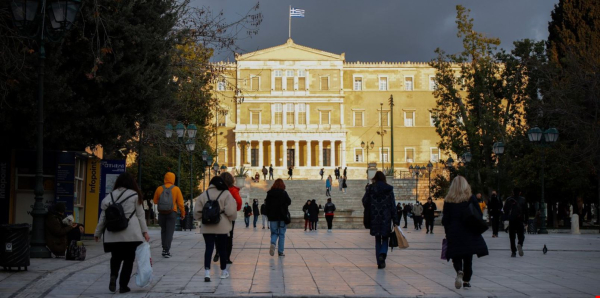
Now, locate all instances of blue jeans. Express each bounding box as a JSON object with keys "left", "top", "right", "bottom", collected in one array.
[
  {"left": 253, "top": 215, "right": 259, "bottom": 227},
  {"left": 269, "top": 221, "right": 287, "bottom": 254},
  {"left": 375, "top": 236, "right": 389, "bottom": 264},
  {"left": 244, "top": 216, "right": 250, "bottom": 227}
]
